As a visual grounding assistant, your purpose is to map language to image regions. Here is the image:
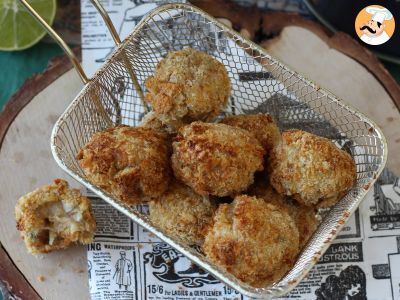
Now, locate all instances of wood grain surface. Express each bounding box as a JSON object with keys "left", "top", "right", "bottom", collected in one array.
[
  {"left": 261, "top": 12, "right": 400, "bottom": 111},
  {"left": 260, "top": 14, "right": 400, "bottom": 173},
  {"left": 0, "top": 4, "right": 399, "bottom": 300},
  {"left": 0, "top": 53, "right": 87, "bottom": 300},
  {"left": 42, "top": 0, "right": 81, "bottom": 45},
  {"left": 191, "top": 0, "right": 261, "bottom": 39}
]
